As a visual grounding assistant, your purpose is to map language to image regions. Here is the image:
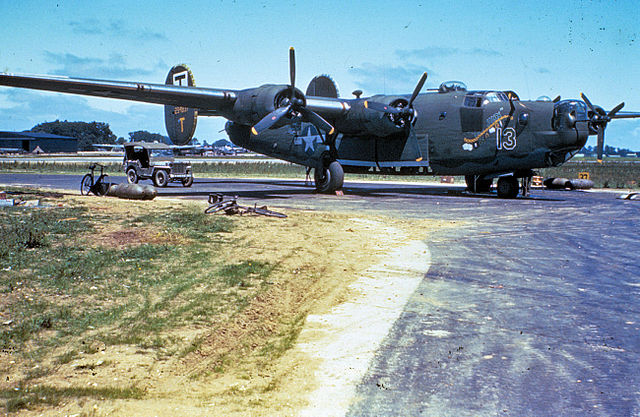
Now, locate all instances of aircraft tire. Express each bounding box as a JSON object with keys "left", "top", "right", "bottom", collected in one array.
[
  {"left": 153, "top": 169, "right": 169, "bottom": 187},
  {"left": 182, "top": 175, "right": 194, "bottom": 187},
  {"left": 314, "top": 161, "right": 344, "bottom": 193},
  {"left": 497, "top": 176, "right": 519, "bottom": 199},
  {"left": 465, "top": 175, "right": 492, "bottom": 193},
  {"left": 126, "top": 168, "right": 139, "bottom": 184}
]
